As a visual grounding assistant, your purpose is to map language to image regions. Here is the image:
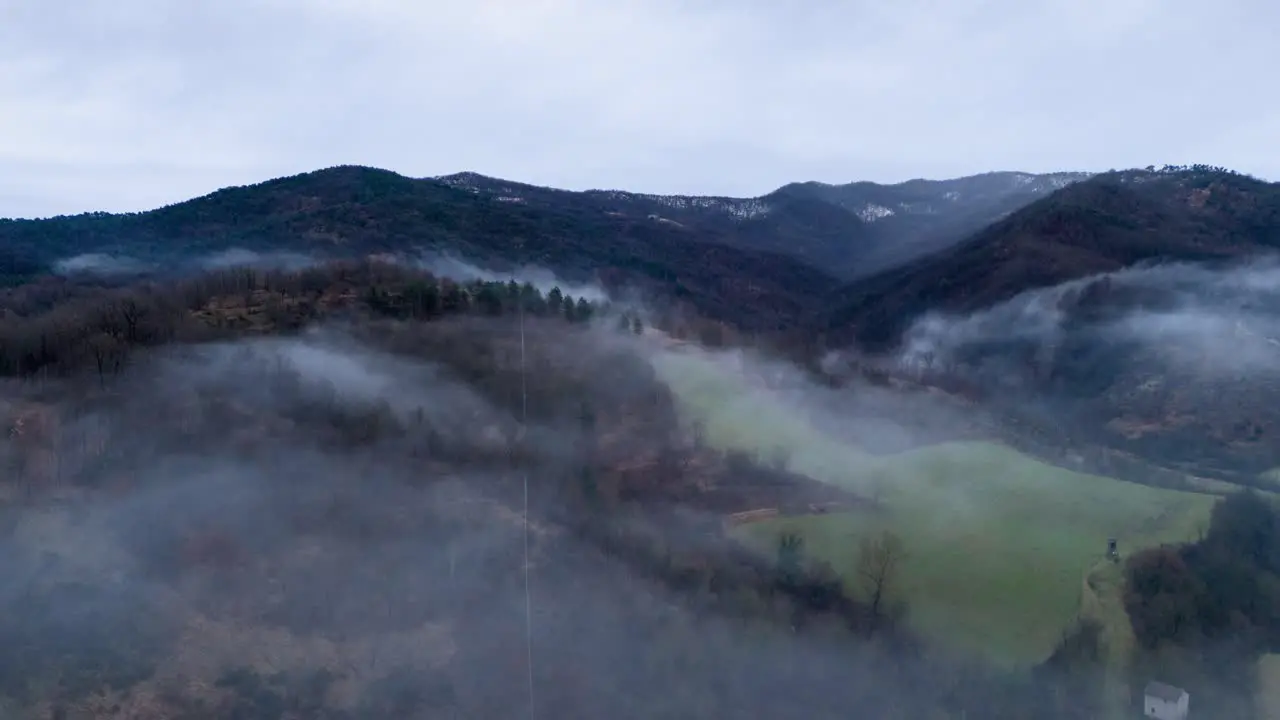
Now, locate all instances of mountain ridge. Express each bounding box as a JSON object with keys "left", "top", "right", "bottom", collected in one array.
[
  {"left": 811, "top": 166, "right": 1280, "bottom": 484},
  {"left": 430, "top": 167, "right": 1094, "bottom": 277},
  {"left": 0, "top": 164, "right": 1101, "bottom": 332},
  {"left": 0, "top": 164, "right": 841, "bottom": 332},
  {"left": 1, "top": 165, "right": 1089, "bottom": 281},
  {"left": 823, "top": 165, "right": 1280, "bottom": 350}
]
